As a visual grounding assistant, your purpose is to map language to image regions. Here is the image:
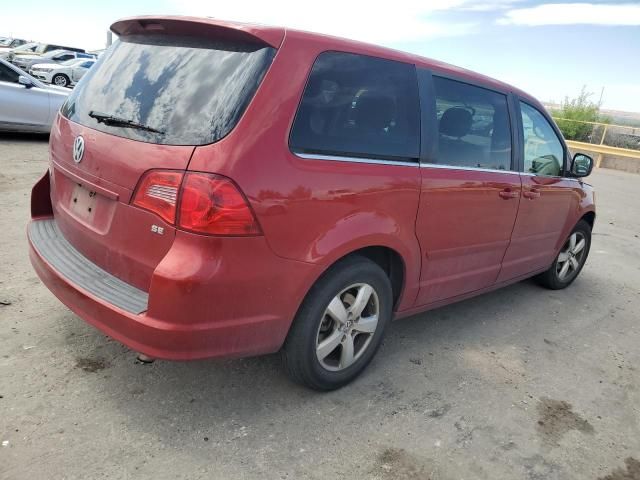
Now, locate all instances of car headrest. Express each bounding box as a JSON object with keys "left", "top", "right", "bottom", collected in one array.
[{"left": 440, "top": 107, "right": 472, "bottom": 138}]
